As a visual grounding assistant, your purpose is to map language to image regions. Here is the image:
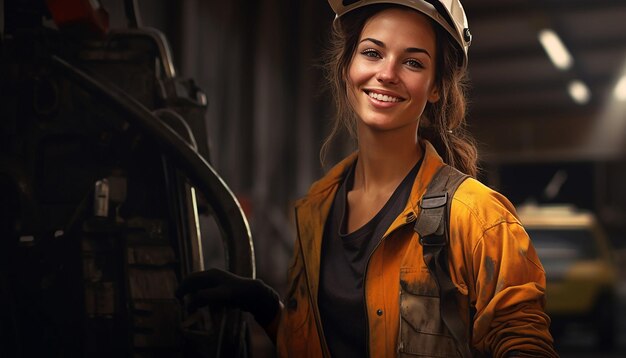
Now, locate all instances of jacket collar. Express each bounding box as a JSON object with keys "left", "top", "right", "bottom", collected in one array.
[
  {"left": 292, "top": 139, "right": 447, "bottom": 307},
  {"left": 383, "top": 140, "right": 446, "bottom": 238},
  {"left": 295, "top": 140, "right": 445, "bottom": 212},
  {"left": 295, "top": 151, "right": 358, "bottom": 205}
]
